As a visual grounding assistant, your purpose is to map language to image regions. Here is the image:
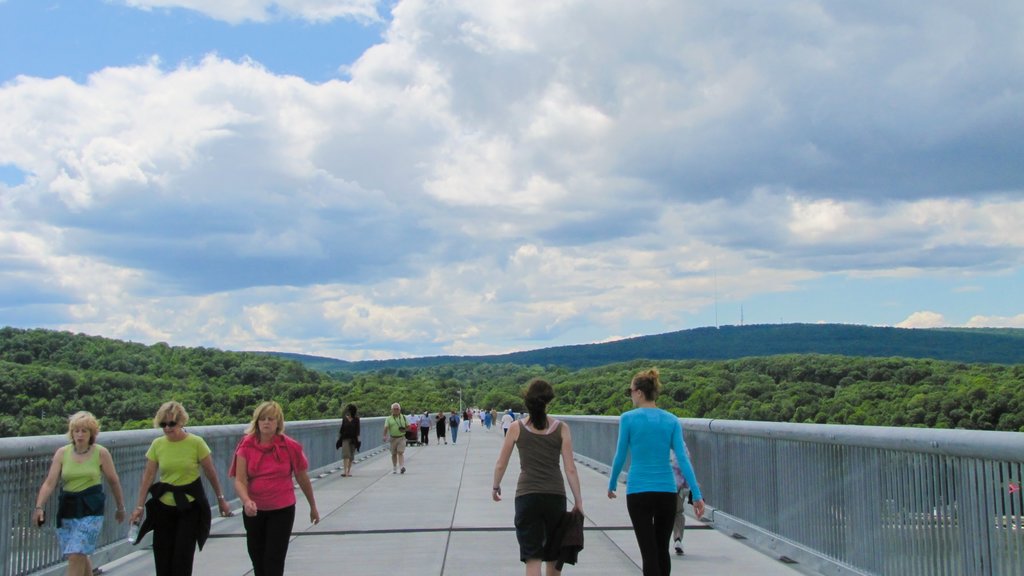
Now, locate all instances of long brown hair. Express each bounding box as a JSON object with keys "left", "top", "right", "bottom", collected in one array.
[{"left": 524, "top": 379, "right": 555, "bottom": 430}]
